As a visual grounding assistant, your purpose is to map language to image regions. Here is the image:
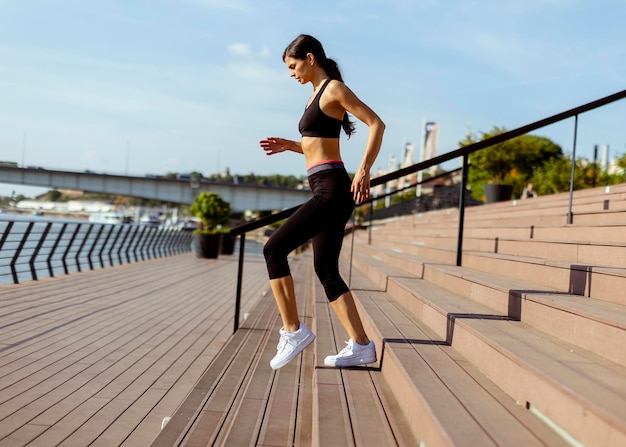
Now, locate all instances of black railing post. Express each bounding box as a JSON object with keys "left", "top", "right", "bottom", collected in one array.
[
  {"left": 135, "top": 227, "right": 149, "bottom": 261},
  {"left": 456, "top": 154, "right": 469, "bottom": 267},
  {"left": 62, "top": 224, "right": 81, "bottom": 274},
  {"left": 348, "top": 211, "right": 356, "bottom": 287},
  {"left": 135, "top": 226, "right": 155, "bottom": 261},
  {"left": 75, "top": 224, "right": 93, "bottom": 272},
  {"left": 98, "top": 225, "right": 115, "bottom": 268},
  {"left": 11, "top": 222, "right": 34, "bottom": 284},
  {"left": 48, "top": 223, "right": 67, "bottom": 277},
  {"left": 567, "top": 114, "right": 579, "bottom": 225},
  {"left": 234, "top": 234, "right": 246, "bottom": 334},
  {"left": 166, "top": 228, "right": 179, "bottom": 255},
  {"left": 0, "top": 221, "right": 14, "bottom": 279},
  {"left": 126, "top": 226, "right": 141, "bottom": 263},
  {"left": 117, "top": 226, "right": 131, "bottom": 264},
  {"left": 154, "top": 227, "right": 166, "bottom": 257},
  {"left": 0, "top": 221, "right": 13, "bottom": 250},
  {"left": 368, "top": 204, "right": 373, "bottom": 245},
  {"left": 87, "top": 224, "right": 105, "bottom": 270},
  {"left": 30, "top": 222, "right": 52, "bottom": 281}
]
